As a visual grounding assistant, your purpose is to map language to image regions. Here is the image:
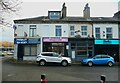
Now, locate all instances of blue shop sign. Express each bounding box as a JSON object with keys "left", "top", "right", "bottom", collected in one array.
[
  {"left": 28, "top": 38, "right": 40, "bottom": 44},
  {"left": 14, "top": 38, "right": 40, "bottom": 44},
  {"left": 95, "top": 40, "right": 119, "bottom": 45},
  {"left": 14, "top": 39, "right": 28, "bottom": 44}
]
